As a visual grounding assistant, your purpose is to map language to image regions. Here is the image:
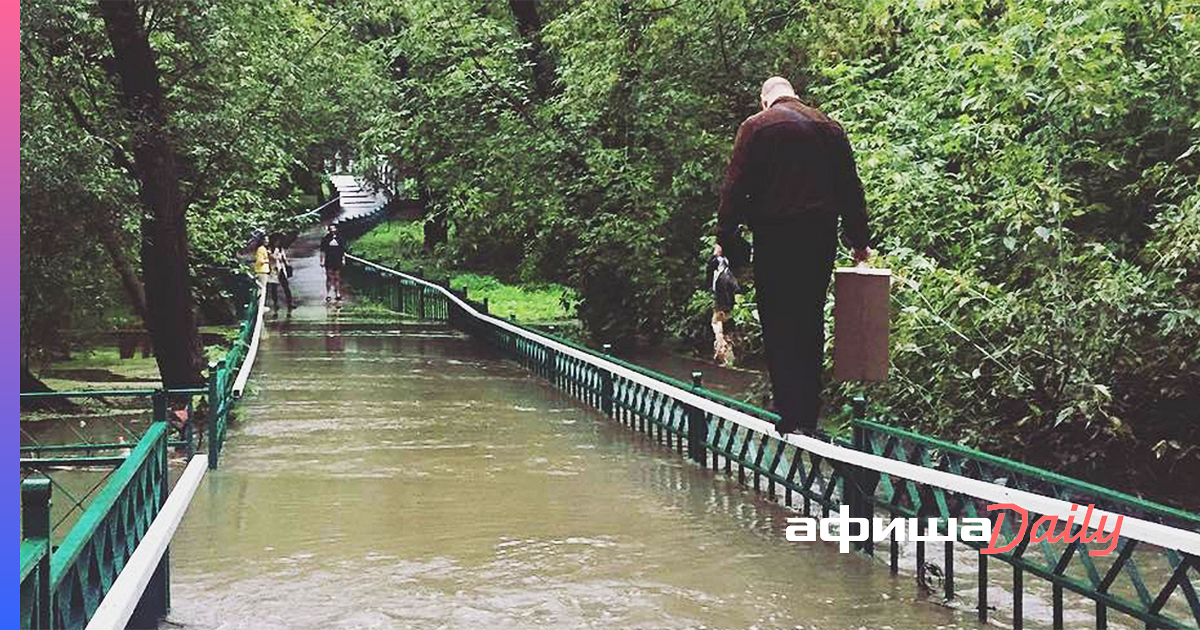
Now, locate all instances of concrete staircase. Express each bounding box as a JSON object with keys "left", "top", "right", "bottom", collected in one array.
[{"left": 328, "top": 175, "right": 388, "bottom": 225}]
